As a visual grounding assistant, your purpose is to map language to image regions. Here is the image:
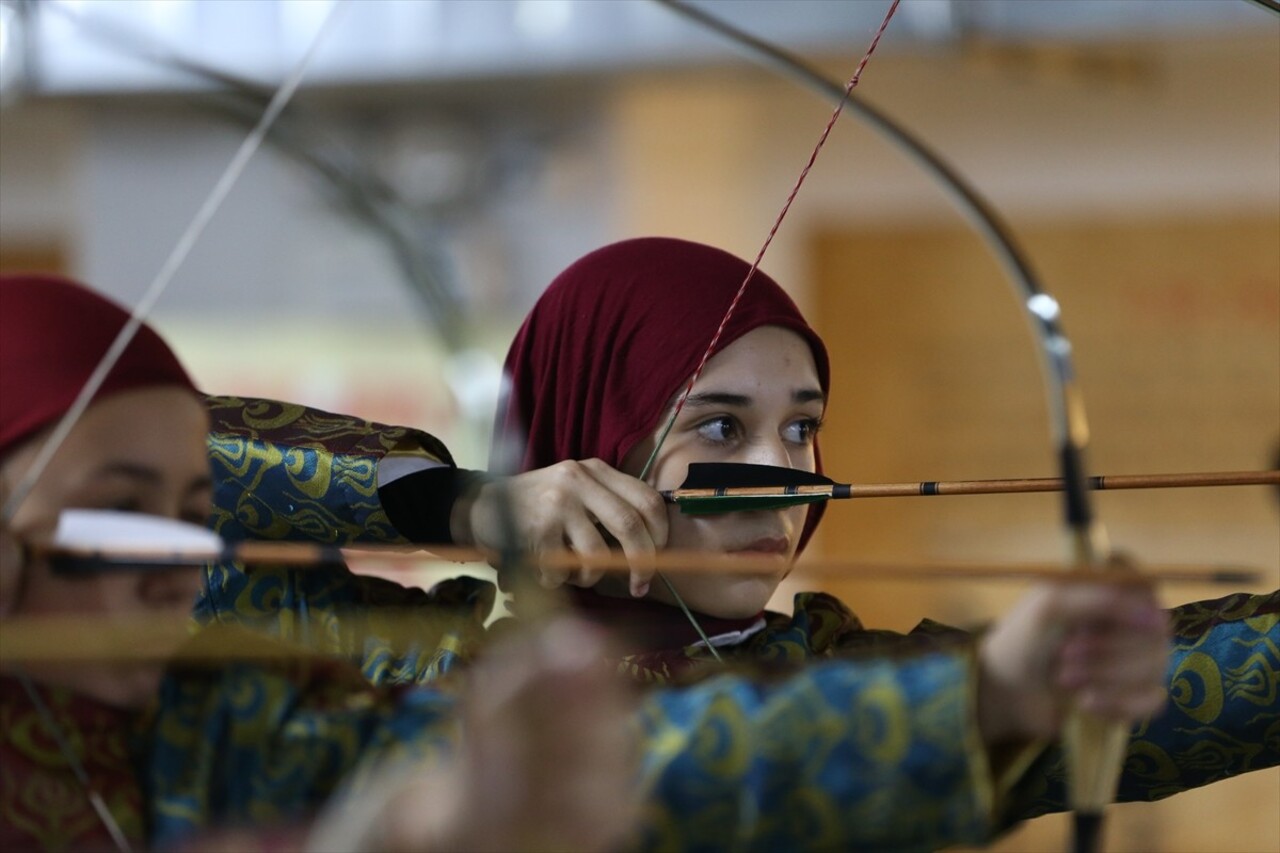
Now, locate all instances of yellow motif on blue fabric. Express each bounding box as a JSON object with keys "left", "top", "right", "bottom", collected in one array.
[
  {"left": 632, "top": 654, "right": 991, "bottom": 852},
  {"left": 152, "top": 590, "right": 1277, "bottom": 850},
  {"left": 1007, "top": 590, "right": 1280, "bottom": 819},
  {"left": 189, "top": 398, "right": 1279, "bottom": 850},
  {"left": 198, "top": 396, "right": 489, "bottom": 686},
  {"left": 145, "top": 628, "right": 460, "bottom": 849}
]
